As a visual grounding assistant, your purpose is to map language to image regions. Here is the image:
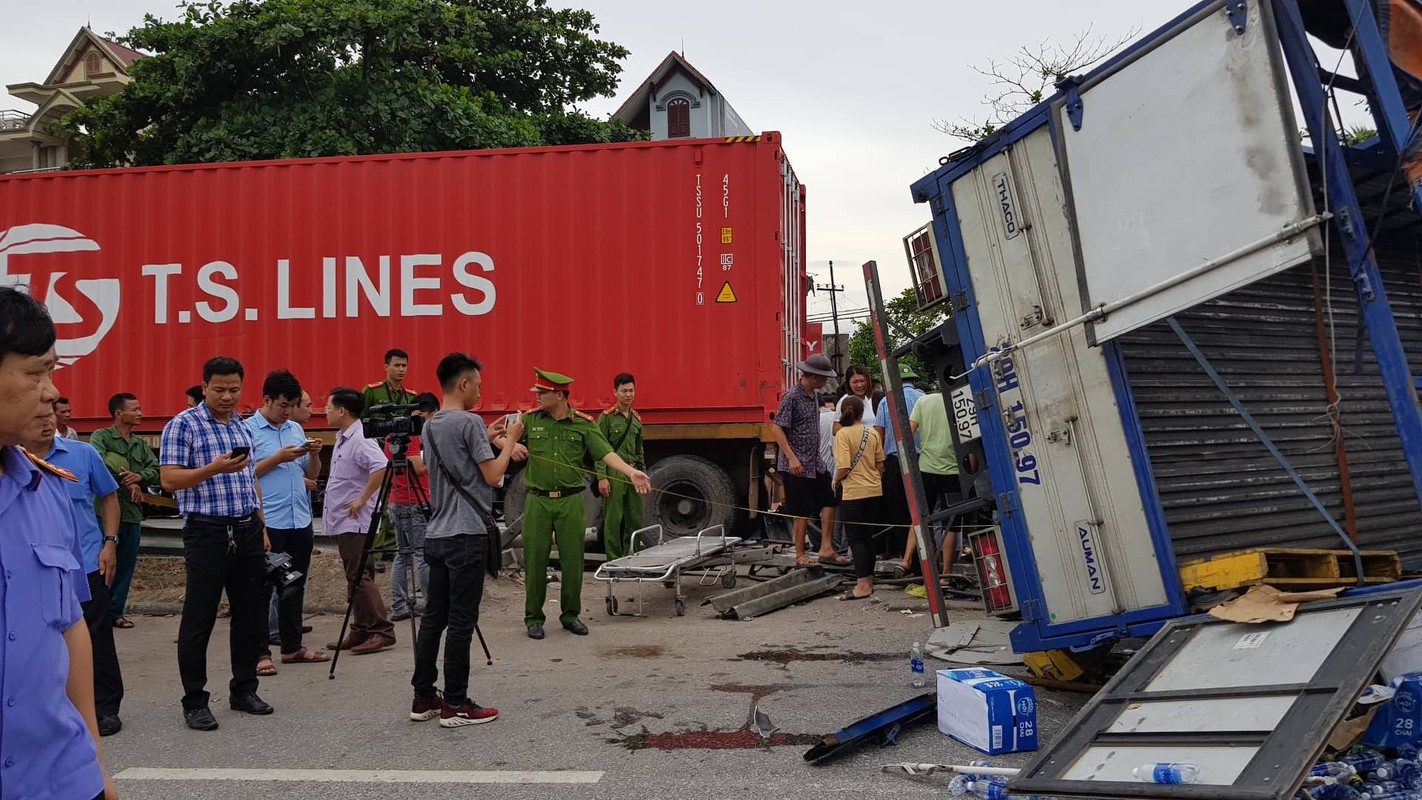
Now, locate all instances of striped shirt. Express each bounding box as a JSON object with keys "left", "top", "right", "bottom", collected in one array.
[{"left": 160, "top": 403, "right": 259, "bottom": 518}]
